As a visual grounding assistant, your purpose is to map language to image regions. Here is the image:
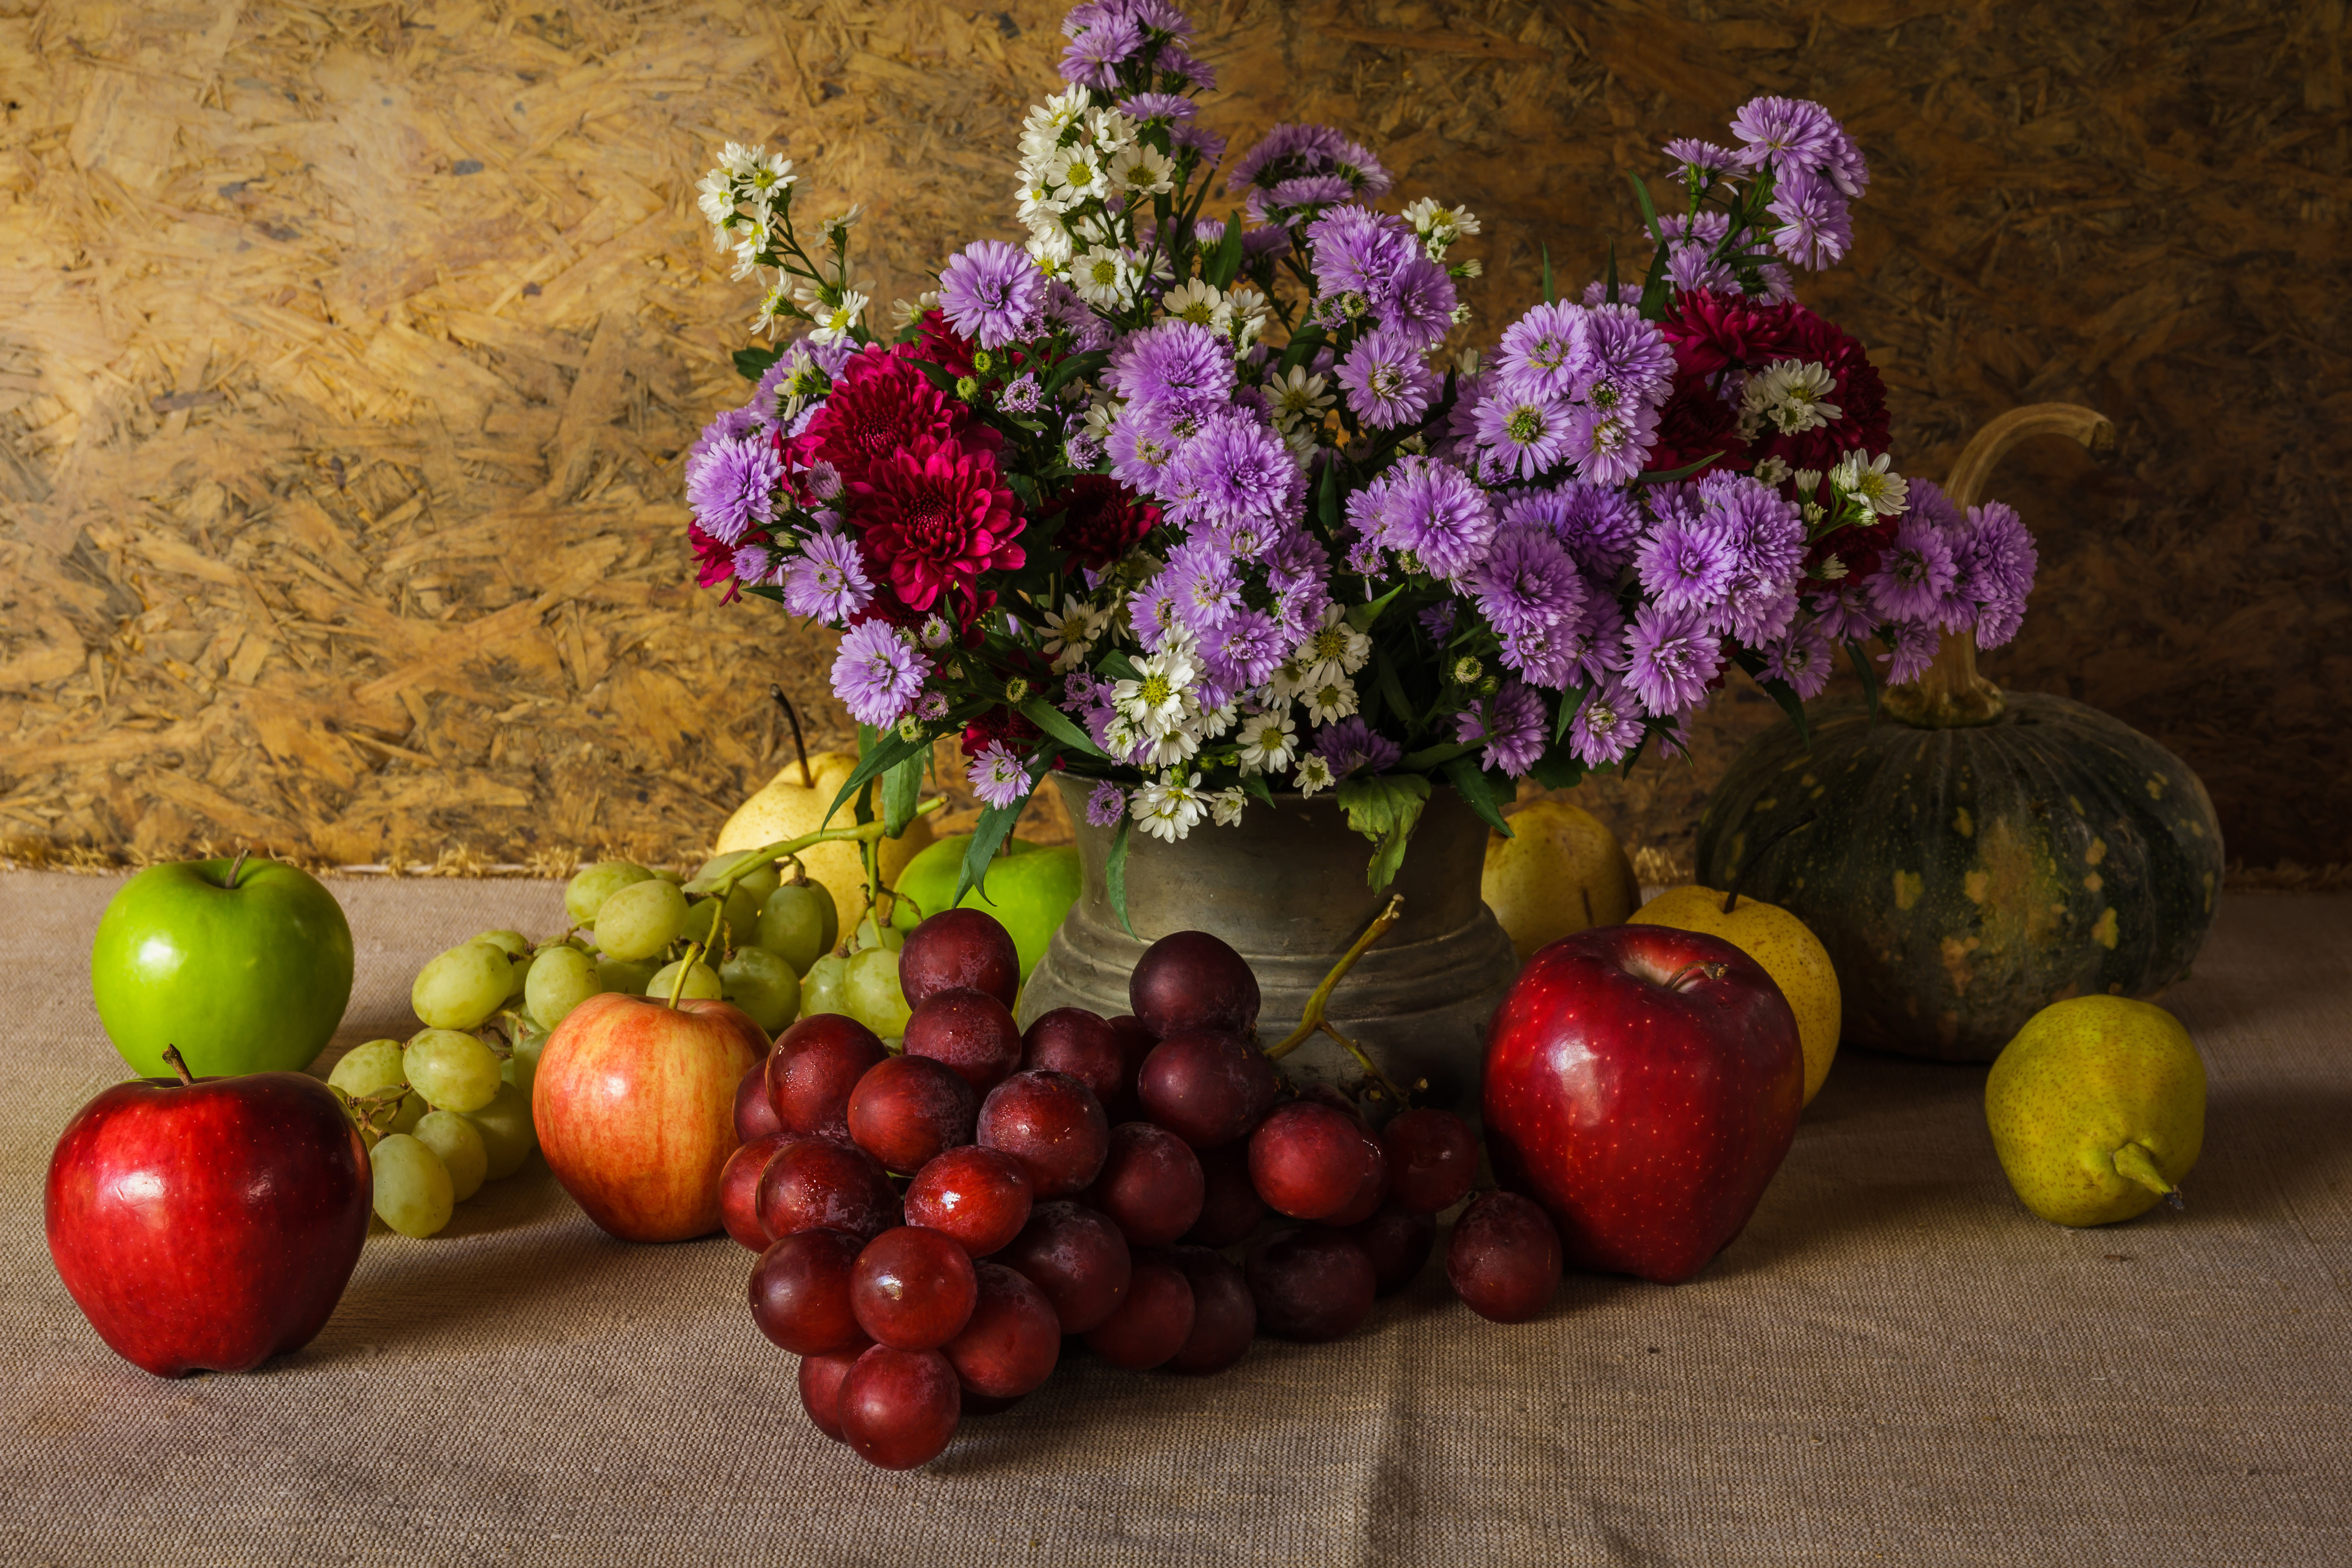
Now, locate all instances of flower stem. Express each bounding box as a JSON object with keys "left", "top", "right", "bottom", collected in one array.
[{"left": 1266, "top": 894, "right": 1404, "bottom": 1061}]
